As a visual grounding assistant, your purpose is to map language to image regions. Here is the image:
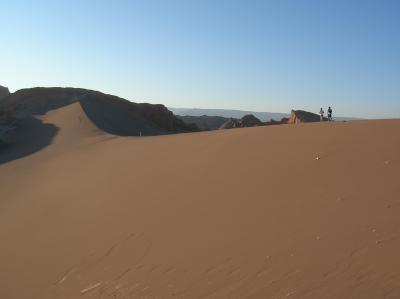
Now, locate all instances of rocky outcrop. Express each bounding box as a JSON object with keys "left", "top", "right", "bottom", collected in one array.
[
  {"left": 177, "top": 115, "right": 228, "bottom": 131},
  {"left": 219, "top": 118, "right": 241, "bottom": 129},
  {"left": 287, "top": 110, "right": 323, "bottom": 124},
  {"left": 219, "top": 114, "right": 263, "bottom": 129},
  {"left": 0, "top": 85, "right": 10, "bottom": 101},
  {"left": 179, "top": 114, "right": 289, "bottom": 131},
  {"left": 241, "top": 114, "right": 263, "bottom": 127},
  {"left": 279, "top": 117, "right": 290, "bottom": 124},
  {"left": 0, "top": 87, "right": 198, "bottom": 136}
]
